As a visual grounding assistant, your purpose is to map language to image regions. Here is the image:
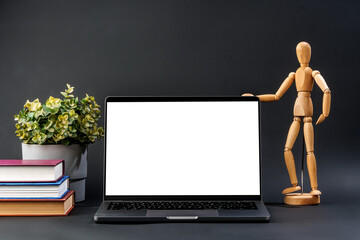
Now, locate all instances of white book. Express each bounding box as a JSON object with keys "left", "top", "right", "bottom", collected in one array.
[
  {"left": 0, "top": 176, "right": 69, "bottom": 199},
  {"left": 0, "top": 159, "right": 64, "bottom": 182}
]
